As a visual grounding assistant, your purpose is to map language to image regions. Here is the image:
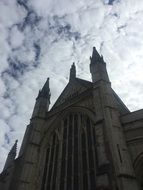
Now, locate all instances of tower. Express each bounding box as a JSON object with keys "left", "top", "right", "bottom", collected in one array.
[
  {"left": 0, "top": 140, "right": 18, "bottom": 190},
  {"left": 0, "top": 47, "right": 143, "bottom": 190}
]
